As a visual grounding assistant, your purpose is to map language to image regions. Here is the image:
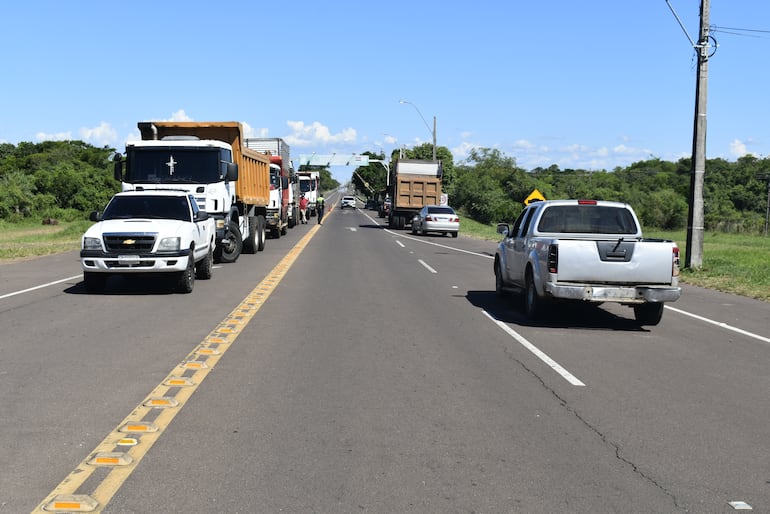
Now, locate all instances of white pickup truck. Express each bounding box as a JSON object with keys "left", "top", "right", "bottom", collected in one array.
[
  {"left": 80, "top": 190, "right": 215, "bottom": 293},
  {"left": 494, "top": 199, "right": 681, "bottom": 325}
]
